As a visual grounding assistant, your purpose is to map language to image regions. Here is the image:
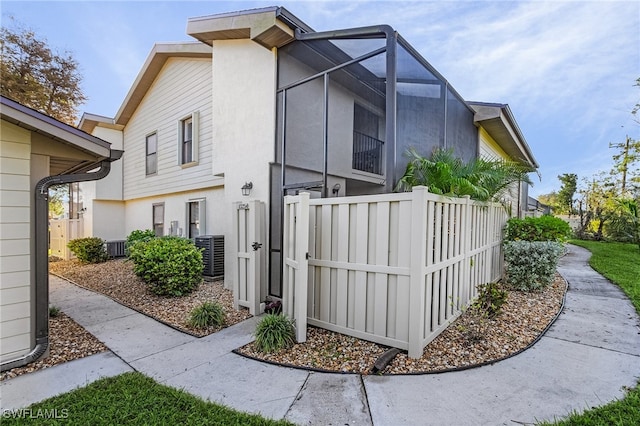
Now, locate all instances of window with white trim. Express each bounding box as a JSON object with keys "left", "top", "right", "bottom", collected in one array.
[
  {"left": 178, "top": 111, "right": 199, "bottom": 166},
  {"left": 146, "top": 132, "right": 157, "bottom": 175},
  {"left": 186, "top": 199, "right": 206, "bottom": 239},
  {"left": 152, "top": 203, "right": 164, "bottom": 237}
]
